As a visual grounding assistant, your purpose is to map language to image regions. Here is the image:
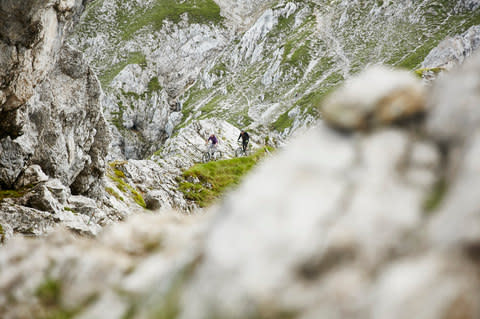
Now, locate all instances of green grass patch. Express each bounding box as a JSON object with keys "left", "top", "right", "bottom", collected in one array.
[
  {"left": 0, "top": 185, "right": 34, "bottom": 202},
  {"left": 210, "top": 61, "right": 228, "bottom": 76},
  {"left": 414, "top": 66, "right": 446, "bottom": 77},
  {"left": 118, "top": 0, "right": 223, "bottom": 41},
  {"left": 114, "top": 169, "right": 125, "bottom": 178},
  {"left": 0, "top": 224, "right": 5, "bottom": 244},
  {"left": 284, "top": 41, "right": 311, "bottom": 68},
  {"left": 63, "top": 207, "right": 77, "bottom": 214},
  {"left": 178, "top": 148, "right": 272, "bottom": 207},
  {"left": 294, "top": 72, "right": 344, "bottom": 117},
  {"left": 200, "top": 95, "right": 223, "bottom": 115},
  {"left": 147, "top": 76, "right": 162, "bottom": 92},
  {"left": 423, "top": 178, "right": 447, "bottom": 214},
  {"left": 35, "top": 277, "right": 94, "bottom": 319},
  {"left": 36, "top": 278, "right": 62, "bottom": 307},
  {"left": 133, "top": 191, "right": 147, "bottom": 208},
  {"left": 271, "top": 109, "right": 295, "bottom": 132},
  {"left": 0, "top": 189, "right": 25, "bottom": 201}
]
